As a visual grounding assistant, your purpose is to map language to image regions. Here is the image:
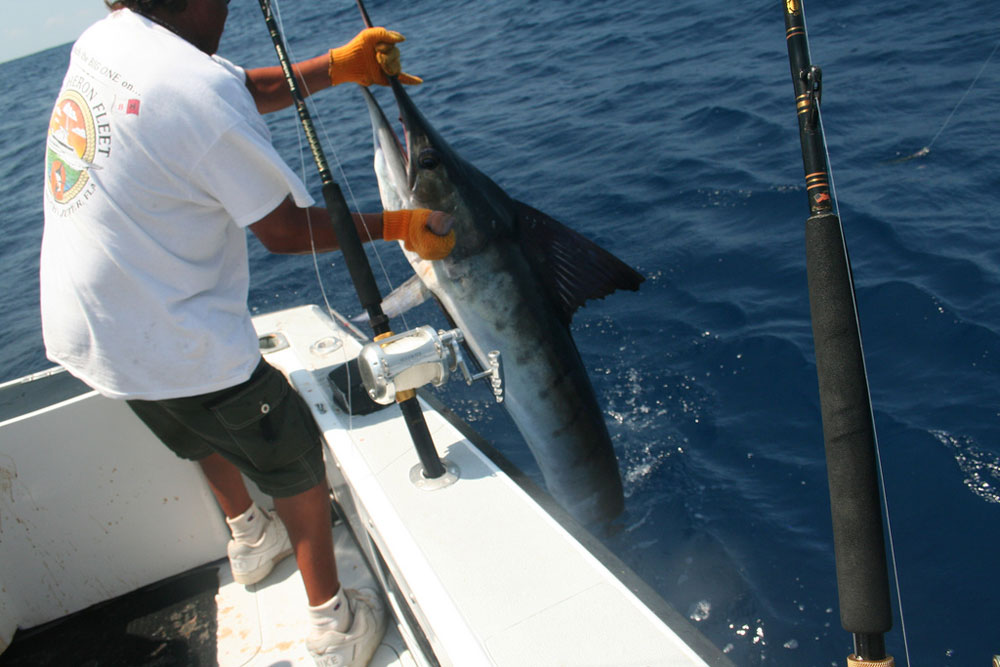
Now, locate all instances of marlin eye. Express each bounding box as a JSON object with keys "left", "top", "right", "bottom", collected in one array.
[{"left": 417, "top": 149, "right": 441, "bottom": 170}]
